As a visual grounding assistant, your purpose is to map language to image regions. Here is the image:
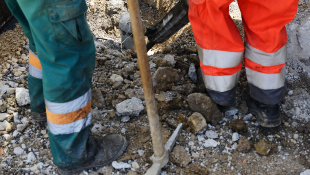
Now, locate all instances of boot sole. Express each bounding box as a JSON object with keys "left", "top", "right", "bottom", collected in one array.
[
  {"left": 57, "top": 136, "right": 127, "bottom": 175},
  {"left": 248, "top": 106, "right": 281, "bottom": 128}
]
